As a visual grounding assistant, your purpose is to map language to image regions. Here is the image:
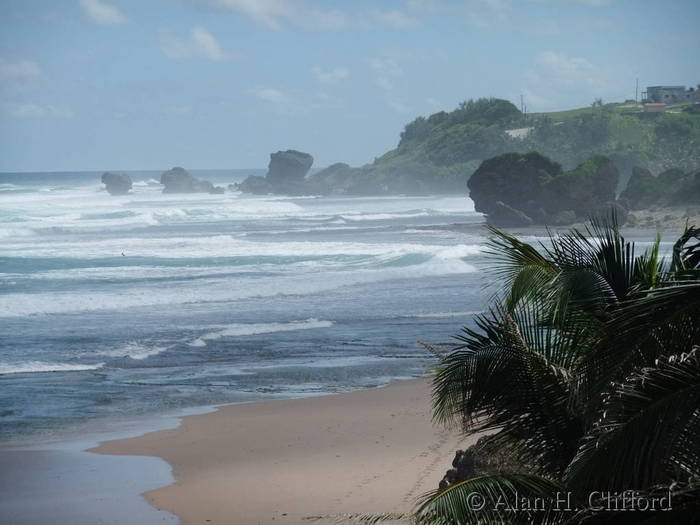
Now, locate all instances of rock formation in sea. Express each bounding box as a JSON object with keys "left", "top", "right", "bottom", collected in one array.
[
  {"left": 101, "top": 172, "right": 133, "bottom": 195},
  {"left": 236, "top": 150, "right": 314, "bottom": 195},
  {"left": 160, "top": 167, "right": 224, "bottom": 194},
  {"left": 468, "top": 152, "right": 623, "bottom": 226}
]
